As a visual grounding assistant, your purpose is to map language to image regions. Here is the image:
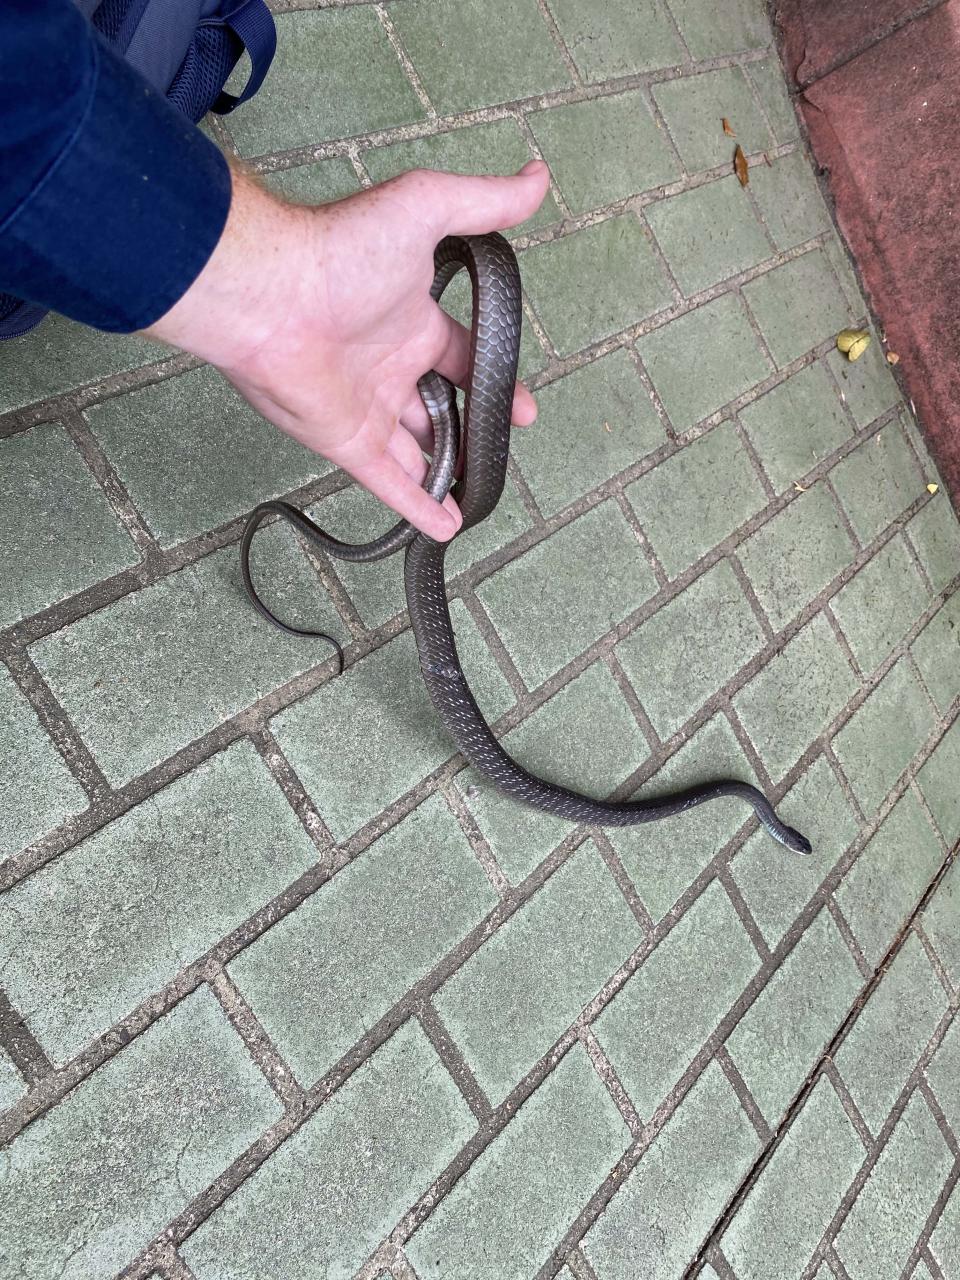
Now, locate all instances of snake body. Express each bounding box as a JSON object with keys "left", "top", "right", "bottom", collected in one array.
[{"left": 241, "top": 233, "right": 812, "bottom": 855}]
